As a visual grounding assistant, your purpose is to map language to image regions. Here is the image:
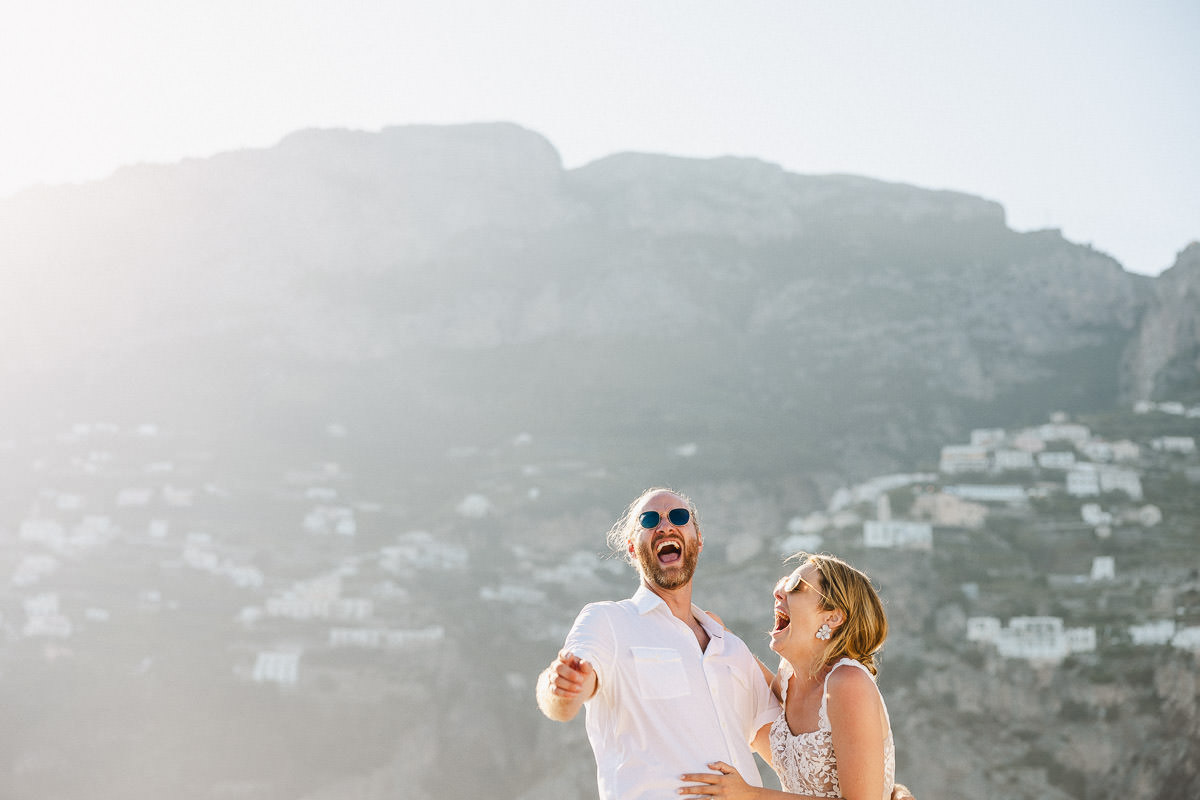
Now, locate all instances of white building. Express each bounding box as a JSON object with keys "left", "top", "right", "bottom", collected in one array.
[
  {"left": 1136, "top": 505, "right": 1163, "bottom": 527},
  {"left": 1066, "top": 468, "right": 1101, "bottom": 497},
  {"left": 1080, "top": 504, "right": 1112, "bottom": 526},
  {"left": 384, "top": 531, "right": 469, "bottom": 570},
  {"left": 1038, "top": 423, "right": 1091, "bottom": 445},
  {"left": 332, "top": 597, "right": 373, "bottom": 621},
  {"left": 939, "top": 446, "right": 990, "bottom": 474},
  {"left": 223, "top": 565, "right": 265, "bottom": 589},
  {"left": 1065, "top": 627, "right": 1097, "bottom": 653},
  {"left": 1171, "top": 627, "right": 1200, "bottom": 652},
  {"left": 329, "top": 626, "right": 445, "bottom": 648},
  {"left": 1090, "top": 556, "right": 1115, "bottom": 581},
  {"left": 1111, "top": 440, "right": 1141, "bottom": 462},
  {"left": 993, "top": 449, "right": 1035, "bottom": 471},
  {"left": 23, "top": 593, "right": 72, "bottom": 638},
  {"left": 827, "top": 474, "right": 937, "bottom": 511},
  {"left": 1098, "top": 467, "right": 1143, "bottom": 500},
  {"left": 1012, "top": 431, "right": 1046, "bottom": 453},
  {"left": 1037, "top": 451, "right": 1077, "bottom": 470},
  {"left": 994, "top": 617, "right": 1096, "bottom": 662},
  {"left": 909, "top": 492, "right": 987, "bottom": 529},
  {"left": 970, "top": 428, "right": 1007, "bottom": 448},
  {"left": 944, "top": 485, "right": 1027, "bottom": 504},
  {"left": 457, "top": 493, "right": 493, "bottom": 518},
  {"left": 252, "top": 652, "right": 300, "bottom": 686},
  {"left": 1078, "top": 441, "right": 1114, "bottom": 463},
  {"left": 863, "top": 520, "right": 933, "bottom": 550},
  {"left": 1151, "top": 436, "right": 1196, "bottom": 455},
  {"left": 1129, "top": 620, "right": 1176, "bottom": 646},
  {"left": 302, "top": 505, "right": 357, "bottom": 536}
]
